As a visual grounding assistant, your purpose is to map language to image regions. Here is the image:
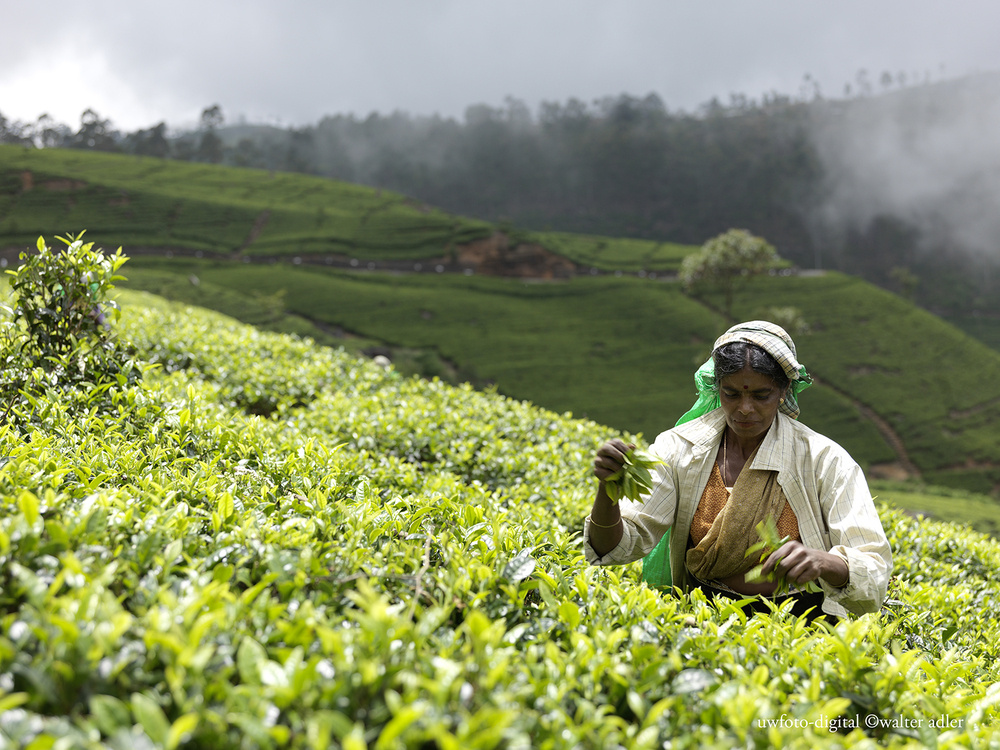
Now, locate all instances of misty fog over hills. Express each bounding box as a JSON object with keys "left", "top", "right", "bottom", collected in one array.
[
  {"left": 209, "top": 72, "right": 1000, "bottom": 316},
  {"left": 3, "top": 71, "right": 1000, "bottom": 317},
  {"left": 807, "top": 73, "right": 1000, "bottom": 275}
]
